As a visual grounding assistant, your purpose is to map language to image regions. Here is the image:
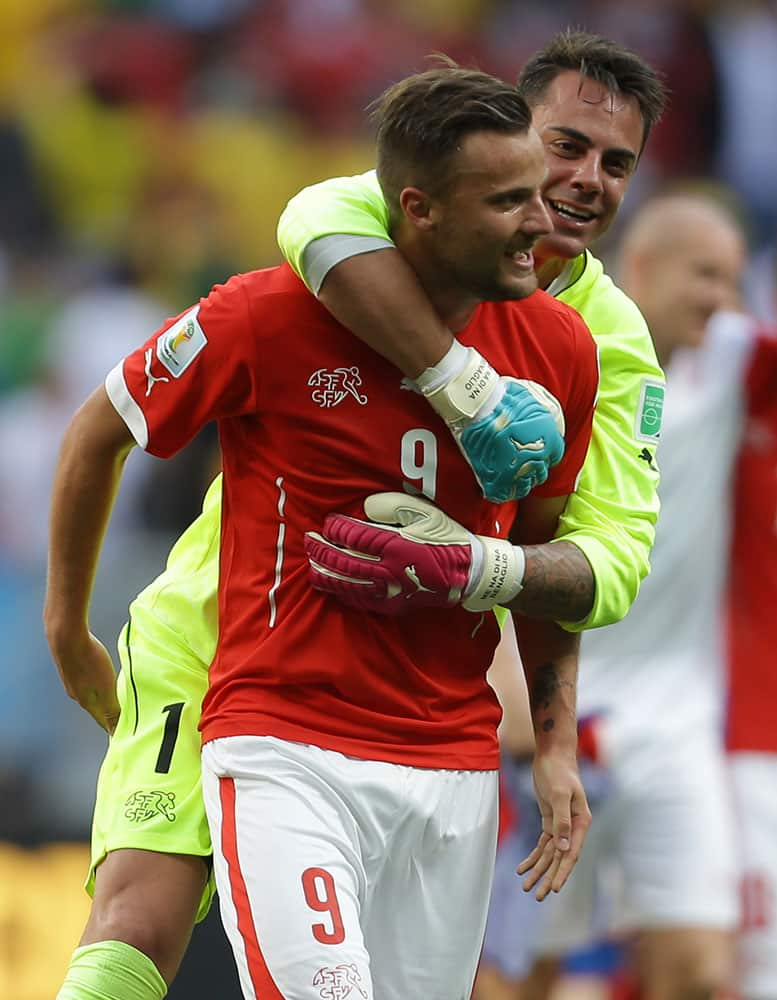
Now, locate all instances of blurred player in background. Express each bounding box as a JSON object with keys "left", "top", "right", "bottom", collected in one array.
[
  {"left": 47, "top": 65, "right": 599, "bottom": 1000},
  {"left": 49, "top": 32, "right": 667, "bottom": 1000},
  {"left": 724, "top": 287, "right": 777, "bottom": 1000},
  {"left": 480, "top": 189, "right": 777, "bottom": 1000}
]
